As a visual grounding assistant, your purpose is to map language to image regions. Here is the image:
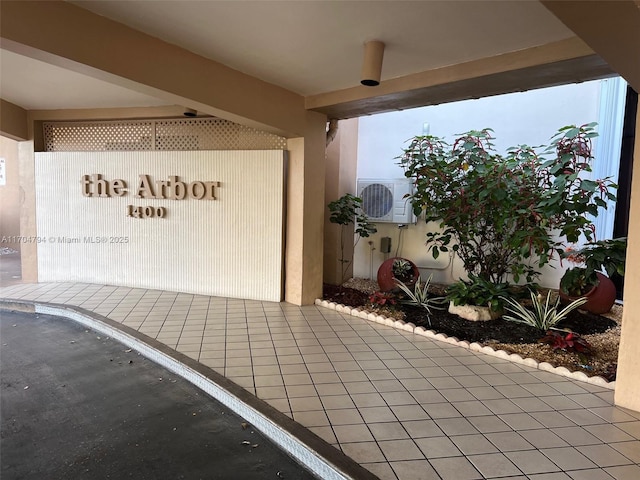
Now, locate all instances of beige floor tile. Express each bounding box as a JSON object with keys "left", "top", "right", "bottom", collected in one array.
[
  {"left": 308, "top": 371, "right": 341, "bottom": 384},
  {"left": 333, "top": 424, "right": 374, "bottom": 444},
  {"left": 326, "top": 408, "right": 364, "bottom": 425},
  {"left": 368, "top": 421, "right": 410, "bottom": 441},
  {"left": 341, "top": 442, "right": 387, "bottom": 464},
  {"left": 604, "top": 464, "right": 640, "bottom": 480},
  {"left": 520, "top": 428, "right": 570, "bottom": 449},
  {"left": 278, "top": 355, "right": 304, "bottom": 365},
  {"left": 280, "top": 364, "right": 308, "bottom": 375},
  {"left": 530, "top": 411, "right": 577, "bottom": 428},
  {"left": 430, "top": 456, "right": 485, "bottom": 480},
  {"left": 390, "top": 459, "right": 440, "bottom": 480},
  {"left": 226, "top": 356, "right": 252, "bottom": 367},
  {"left": 591, "top": 407, "right": 639, "bottom": 424},
  {"left": 609, "top": 440, "right": 640, "bottom": 464},
  {"left": 255, "top": 385, "right": 287, "bottom": 400},
  {"left": 378, "top": 439, "right": 425, "bottom": 462},
  {"left": 309, "top": 427, "right": 337, "bottom": 445},
  {"left": 305, "top": 362, "right": 335, "bottom": 373},
  {"left": 225, "top": 366, "right": 253, "bottom": 377},
  {"left": 285, "top": 384, "right": 318, "bottom": 398},
  {"left": 344, "top": 381, "right": 377, "bottom": 394},
  {"left": 468, "top": 452, "right": 523, "bottom": 478},
  {"left": 315, "top": 383, "right": 348, "bottom": 396},
  {"left": 289, "top": 396, "right": 323, "bottom": 413},
  {"left": 541, "top": 447, "right": 598, "bottom": 470},
  {"left": 362, "top": 462, "right": 396, "bottom": 480},
  {"left": 578, "top": 444, "right": 635, "bottom": 468},
  {"left": 254, "top": 374, "right": 284, "bottom": 387},
  {"left": 321, "top": 394, "right": 356, "bottom": 410},
  {"left": 380, "top": 391, "right": 415, "bottom": 406},
  {"left": 505, "top": 450, "right": 563, "bottom": 475},
  {"left": 366, "top": 369, "right": 397, "bottom": 381},
  {"left": 415, "top": 436, "right": 462, "bottom": 458},
  {"left": 450, "top": 434, "right": 499, "bottom": 455},
  {"left": 351, "top": 392, "right": 386, "bottom": 408},
  {"left": 360, "top": 406, "right": 397, "bottom": 423},
  {"left": 401, "top": 419, "right": 444, "bottom": 439},
  {"left": 292, "top": 410, "right": 330, "bottom": 427},
  {"left": 499, "top": 412, "right": 546, "bottom": 430},
  {"left": 282, "top": 373, "right": 313, "bottom": 386},
  {"left": 265, "top": 398, "right": 290, "bottom": 414},
  {"left": 251, "top": 355, "right": 278, "bottom": 366}
]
